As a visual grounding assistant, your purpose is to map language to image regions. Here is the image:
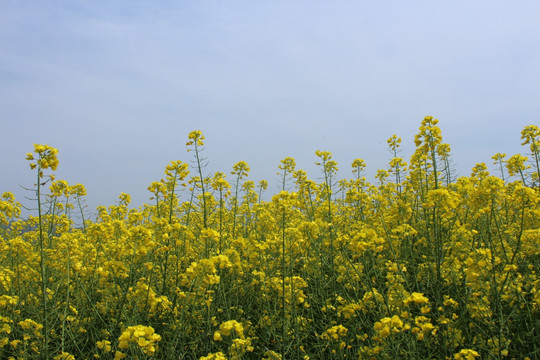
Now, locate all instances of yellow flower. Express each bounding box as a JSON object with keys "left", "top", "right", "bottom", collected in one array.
[
  {"left": 187, "top": 130, "right": 205, "bottom": 147},
  {"left": 117, "top": 325, "right": 161, "bottom": 355},
  {"left": 53, "top": 352, "right": 75, "bottom": 360},
  {"left": 454, "top": 349, "right": 480, "bottom": 360},
  {"left": 218, "top": 320, "right": 244, "bottom": 338},
  {"left": 390, "top": 315, "right": 403, "bottom": 328},
  {"left": 28, "top": 144, "right": 59, "bottom": 172},
  {"left": 408, "top": 292, "right": 429, "bottom": 305},
  {"left": 114, "top": 351, "right": 127, "bottom": 360},
  {"left": 321, "top": 325, "right": 348, "bottom": 341},
  {"left": 200, "top": 352, "right": 227, "bottom": 360},
  {"left": 506, "top": 154, "right": 530, "bottom": 177},
  {"left": 96, "top": 340, "right": 112, "bottom": 352},
  {"left": 118, "top": 331, "right": 131, "bottom": 349},
  {"left": 379, "top": 325, "right": 391, "bottom": 338}
]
